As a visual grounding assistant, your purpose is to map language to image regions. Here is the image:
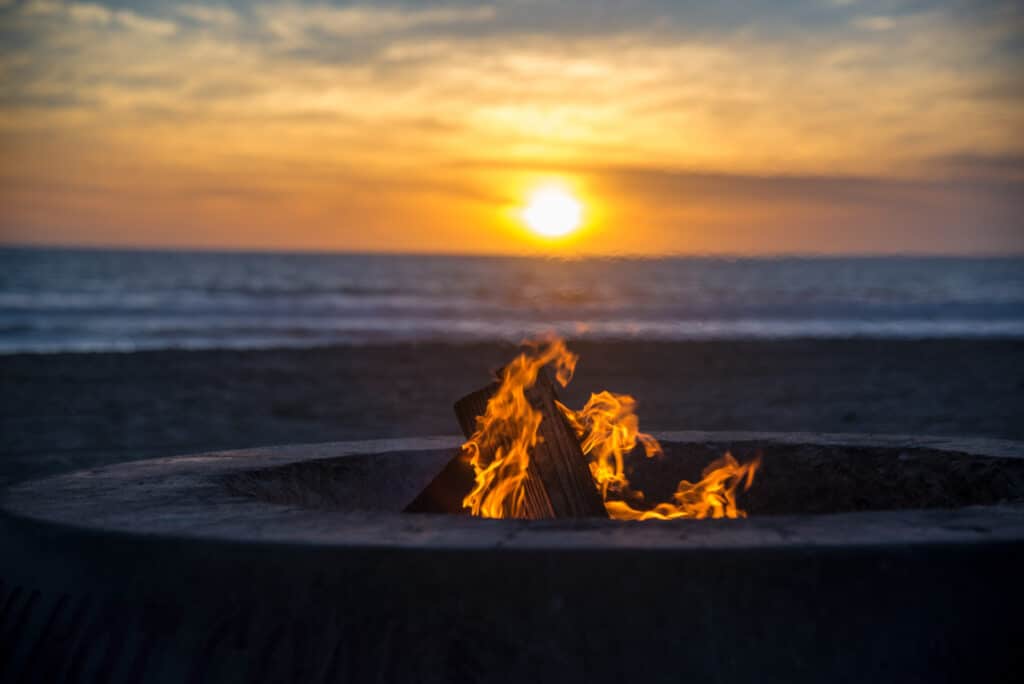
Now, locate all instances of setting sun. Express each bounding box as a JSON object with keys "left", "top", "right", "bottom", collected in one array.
[{"left": 521, "top": 187, "right": 583, "bottom": 238}]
